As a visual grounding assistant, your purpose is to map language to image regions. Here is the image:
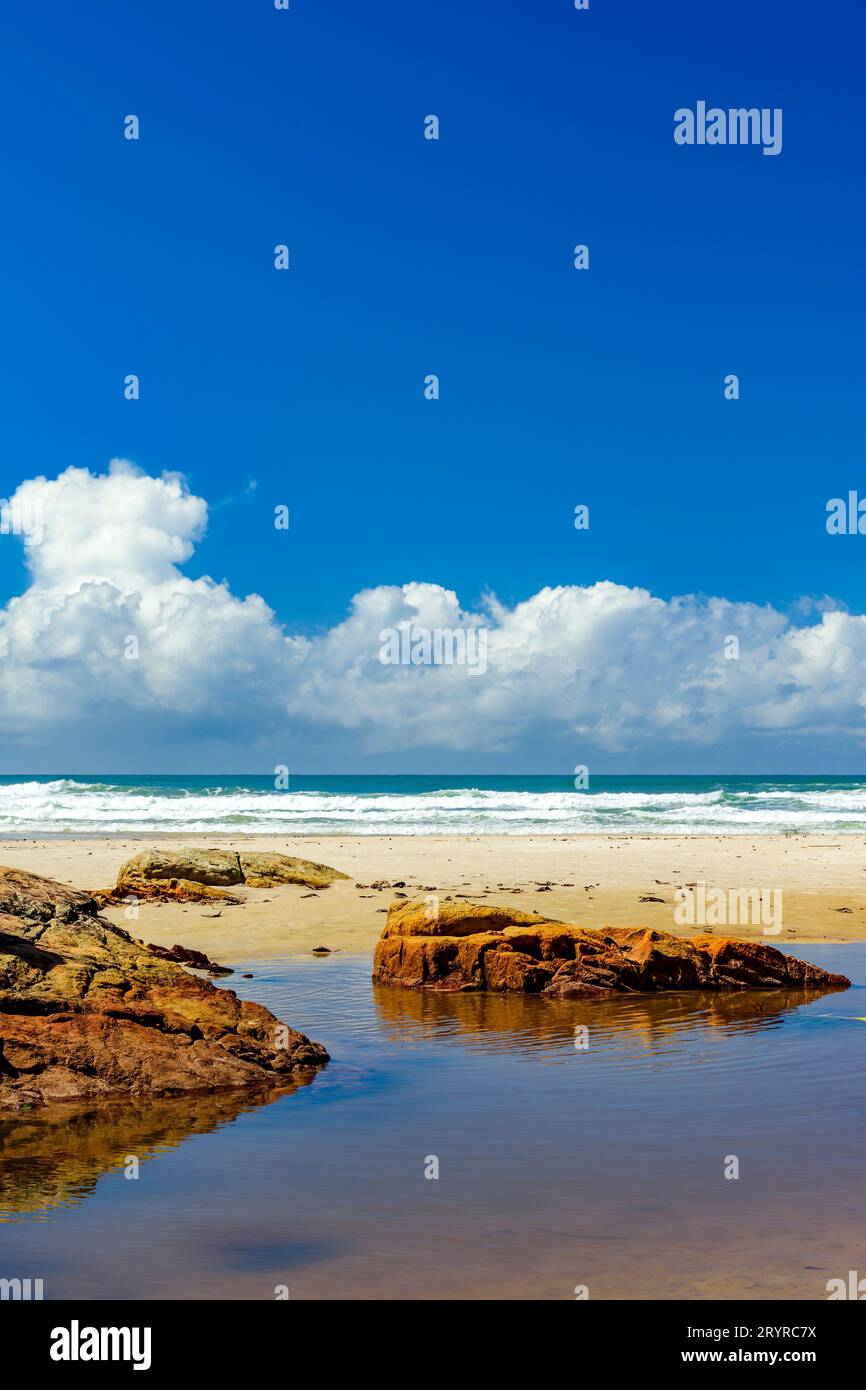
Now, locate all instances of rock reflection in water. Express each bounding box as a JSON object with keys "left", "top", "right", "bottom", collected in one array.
[
  {"left": 0, "top": 1077, "right": 314, "bottom": 1220},
  {"left": 372, "top": 981, "right": 839, "bottom": 1056}
]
